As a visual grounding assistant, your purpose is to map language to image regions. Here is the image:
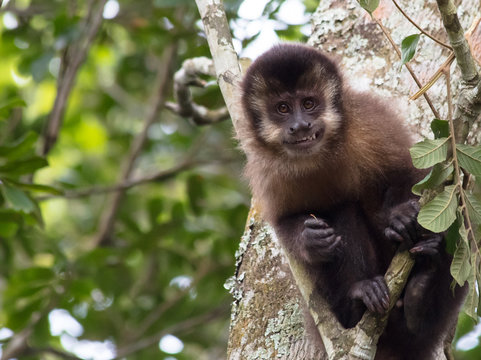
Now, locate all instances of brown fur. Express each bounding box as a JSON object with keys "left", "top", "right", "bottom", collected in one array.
[{"left": 238, "top": 43, "right": 465, "bottom": 360}]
